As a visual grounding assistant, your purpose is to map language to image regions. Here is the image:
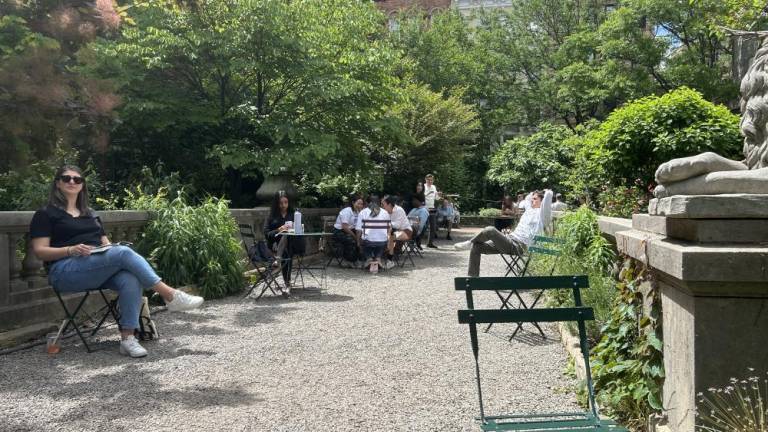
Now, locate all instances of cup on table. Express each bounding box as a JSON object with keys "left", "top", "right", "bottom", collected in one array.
[{"left": 46, "top": 333, "right": 60, "bottom": 354}]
